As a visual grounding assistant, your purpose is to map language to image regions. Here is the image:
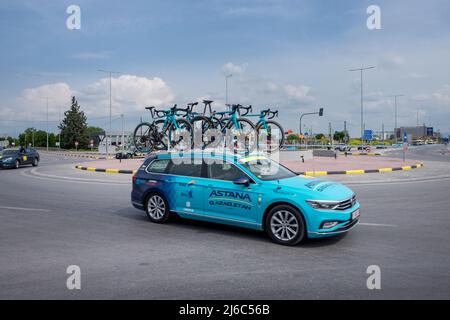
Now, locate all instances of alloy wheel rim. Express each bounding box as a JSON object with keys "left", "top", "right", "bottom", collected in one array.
[
  {"left": 147, "top": 195, "right": 166, "bottom": 220},
  {"left": 270, "top": 210, "right": 299, "bottom": 241}
]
